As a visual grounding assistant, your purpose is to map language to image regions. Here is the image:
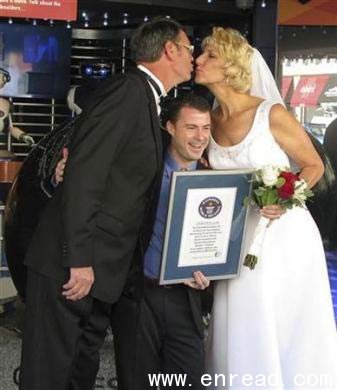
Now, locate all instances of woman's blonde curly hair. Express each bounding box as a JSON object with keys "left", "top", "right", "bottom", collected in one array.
[{"left": 202, "top": 27, "right": 253, "bottom": 93}]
